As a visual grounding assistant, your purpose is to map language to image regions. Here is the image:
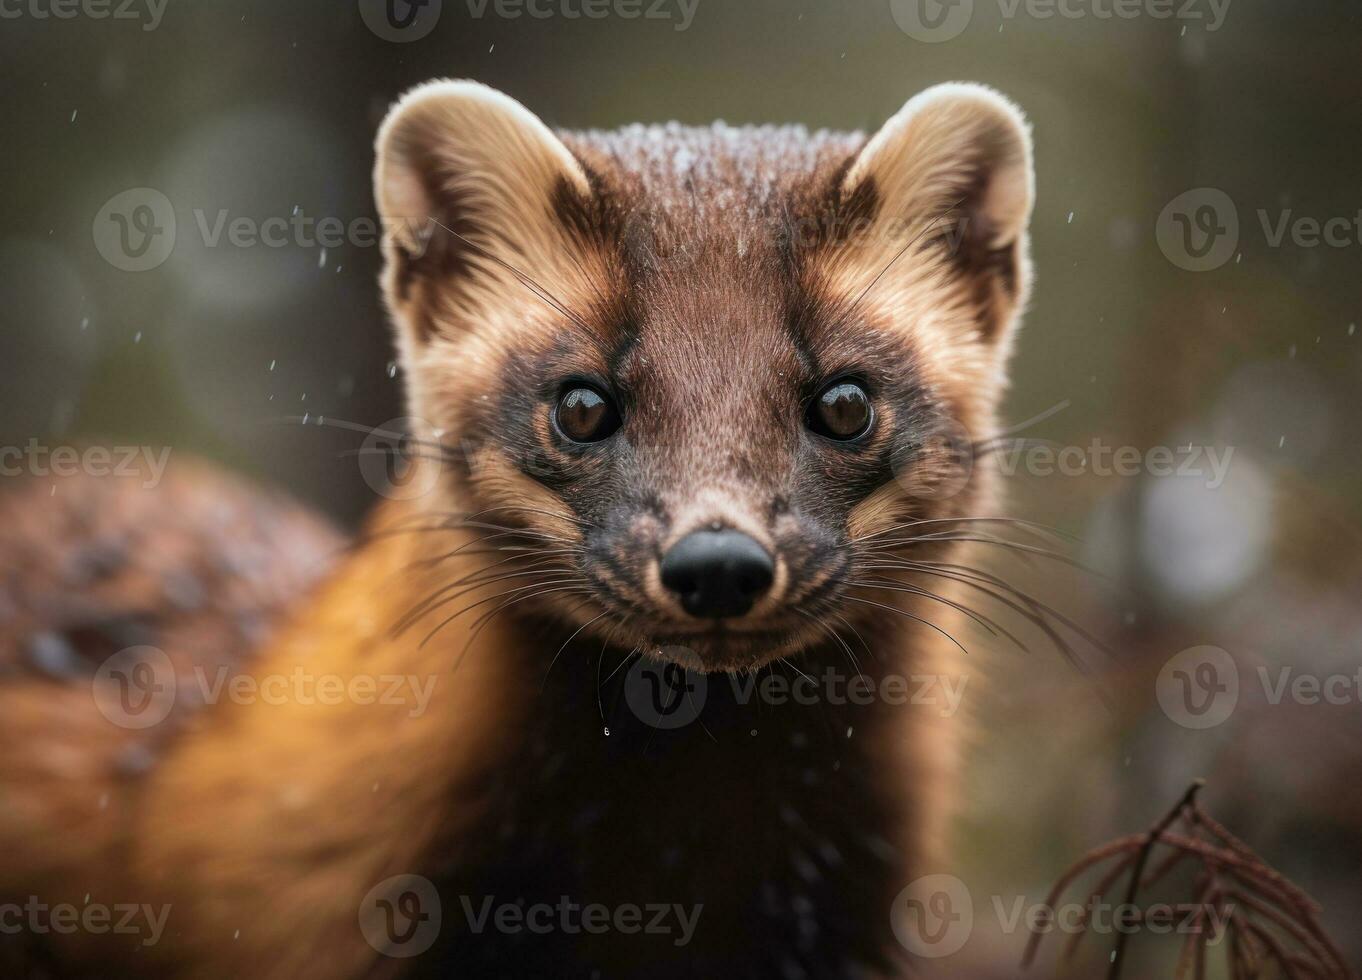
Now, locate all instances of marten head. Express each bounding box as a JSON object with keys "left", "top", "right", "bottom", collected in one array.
[{"left": 373, "top": 80, "right": 1033, "bottom": 672}]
